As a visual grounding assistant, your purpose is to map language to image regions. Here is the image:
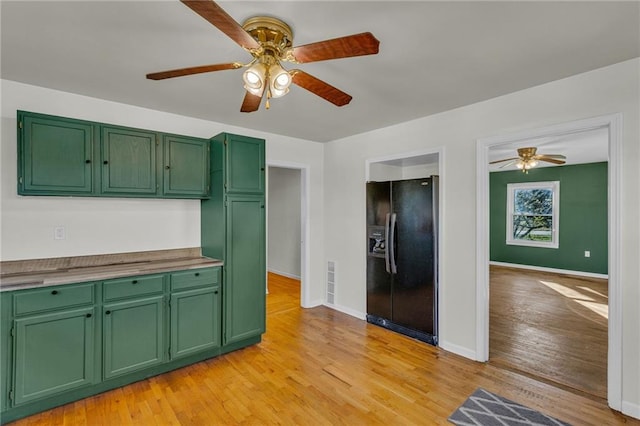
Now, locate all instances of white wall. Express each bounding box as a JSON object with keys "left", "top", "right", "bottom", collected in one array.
[
  {"left": 323, "top": 59, "right": 640, "bottom": 414},
  {"left": 267, "top": 167, "right": 301, "bottom": 278},
  {"left": 0, "top": 80, "right": 325, "bottom": 307}
]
